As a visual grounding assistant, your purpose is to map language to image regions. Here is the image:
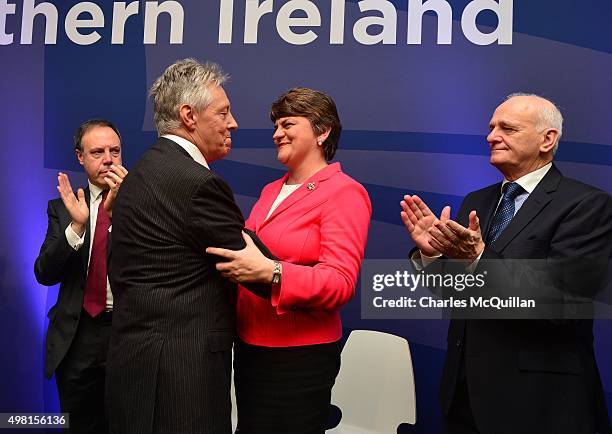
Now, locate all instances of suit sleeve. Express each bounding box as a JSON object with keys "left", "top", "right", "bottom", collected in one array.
[
  {"left": 272, "top": 182, "right": 372, "bottom": 314},
  {"left": 548, "top": 190, "right": 612, "bottom": 259},
  {"left": 185, "top": 174, "right": 247, "bottom": 252},
  {"left": 476, "top": 189, "right": 612, "bottom": 314},
  {"left": 551, "top": 190, "right": 612, "bottom": 300},
  {"left": 34, "top": 200, "right": 79, "bottom": 286}
]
